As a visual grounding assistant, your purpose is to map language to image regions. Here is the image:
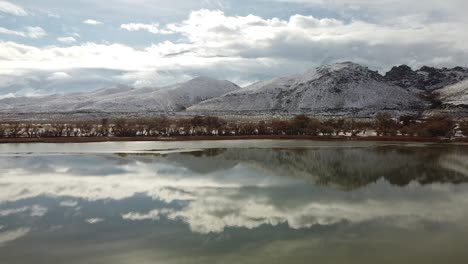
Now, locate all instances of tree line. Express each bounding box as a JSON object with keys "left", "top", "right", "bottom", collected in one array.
[{"left": 0, "top": 114, "right": 466, "bottom": 139}]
